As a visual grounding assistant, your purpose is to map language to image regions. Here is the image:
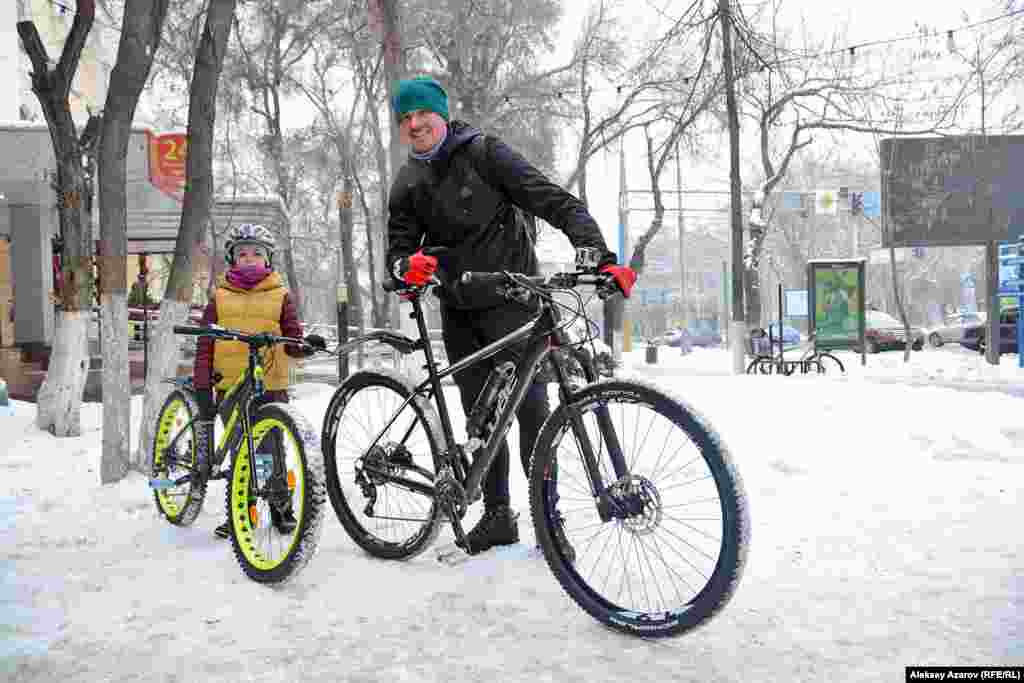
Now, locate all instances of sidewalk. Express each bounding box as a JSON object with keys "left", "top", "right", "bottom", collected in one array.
[{"left": 620, "top": 346, "right": 1024, "bottom": 398}]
